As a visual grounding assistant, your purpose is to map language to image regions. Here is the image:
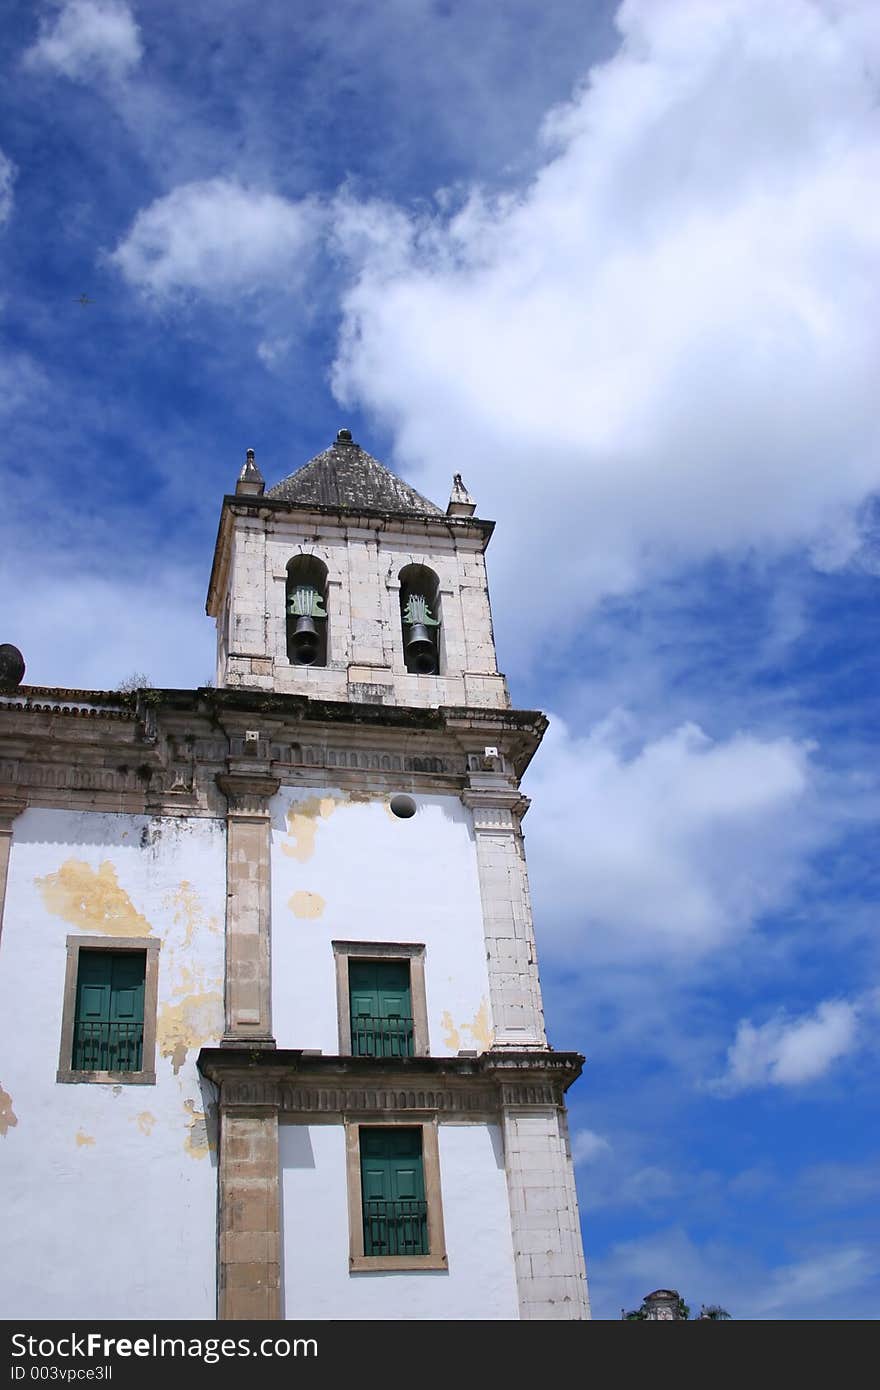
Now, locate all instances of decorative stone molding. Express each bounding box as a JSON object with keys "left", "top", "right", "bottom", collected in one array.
[
  {"left": 216, "top": 771, "right": 280, "bottom": 819},
  {"left": 198, "top": 1048, "right": 582, "bottom": 1117}
]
